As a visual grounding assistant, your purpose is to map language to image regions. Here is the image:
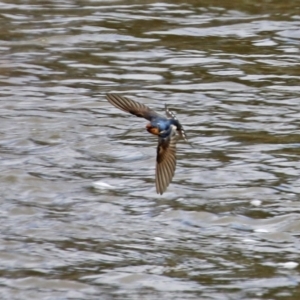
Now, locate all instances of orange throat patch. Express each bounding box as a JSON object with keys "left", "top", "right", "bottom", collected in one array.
[{"left": 146, "top": 123, "right": 160, "bottom": 136}]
